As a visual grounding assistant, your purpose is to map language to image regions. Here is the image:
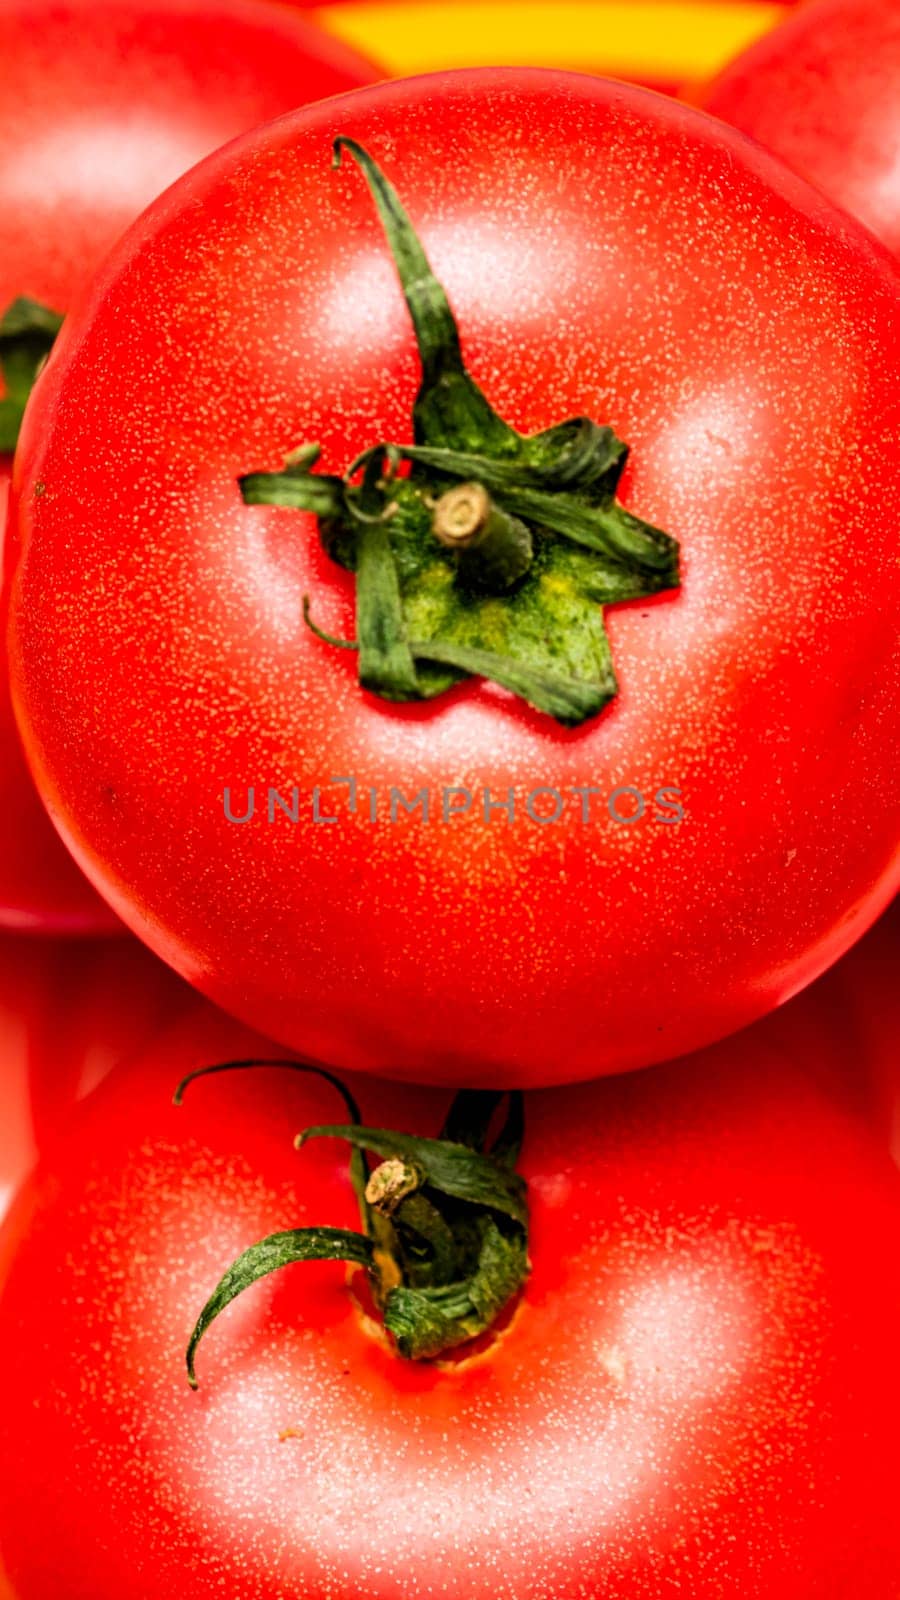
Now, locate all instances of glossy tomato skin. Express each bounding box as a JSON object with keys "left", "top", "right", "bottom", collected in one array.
[
  {"left": 0, "top": 998, "right": 897, "bottom": 1598},
  {"left": 9, "top": 71, "right": 900, "bottom": 1082},
  {"left": 0, "top": 0, "right": 379, "bottom": 933},
  {"left": 702, "top": 0, "right": 900, "bottom": 256}
]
